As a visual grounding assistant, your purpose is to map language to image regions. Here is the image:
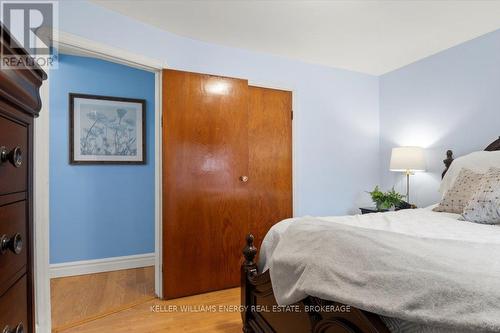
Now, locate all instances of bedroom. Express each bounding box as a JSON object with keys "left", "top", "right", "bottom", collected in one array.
[{"left": 0, "top": 0, "right": 499, "bottom": 332}]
